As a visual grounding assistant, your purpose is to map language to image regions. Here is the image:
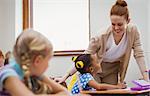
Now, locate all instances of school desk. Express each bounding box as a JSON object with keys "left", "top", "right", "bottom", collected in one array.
[{"left": 81, "top": 88, "right": 150, "bottom": 96}]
